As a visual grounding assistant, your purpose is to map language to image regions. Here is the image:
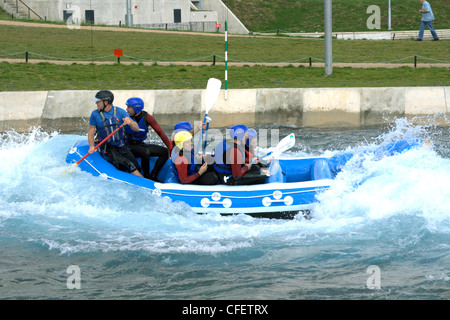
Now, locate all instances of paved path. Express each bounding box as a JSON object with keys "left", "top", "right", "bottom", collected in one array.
[
  {"left": 1, "top": 20, "right": 449, "bottom": 68},
  {"left": 1, "top": 57, "right": 449, "bottom": 69},
  {"left": 0, "top": 20, "right": 228, "bottom": 36},
  {"left": 255, "top": 29, "right": 450, "bottom": 41}
]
